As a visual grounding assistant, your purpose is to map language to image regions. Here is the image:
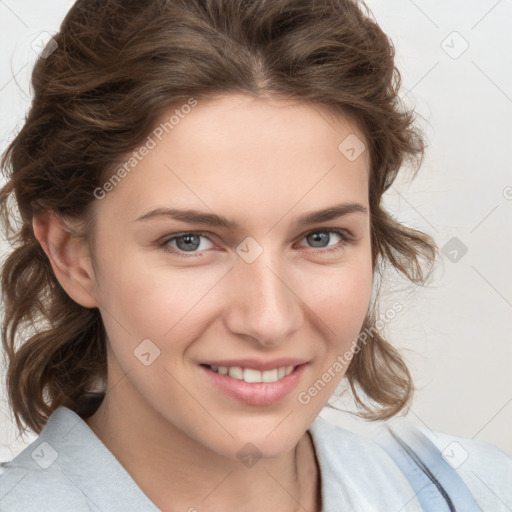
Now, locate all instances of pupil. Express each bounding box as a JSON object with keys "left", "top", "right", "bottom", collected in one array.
[
  {"left": 177, "top": 234, "right": 200, "bottom": 251},
  {"left": 308, "top": 231, "right": 328, "bottom": 247}
]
